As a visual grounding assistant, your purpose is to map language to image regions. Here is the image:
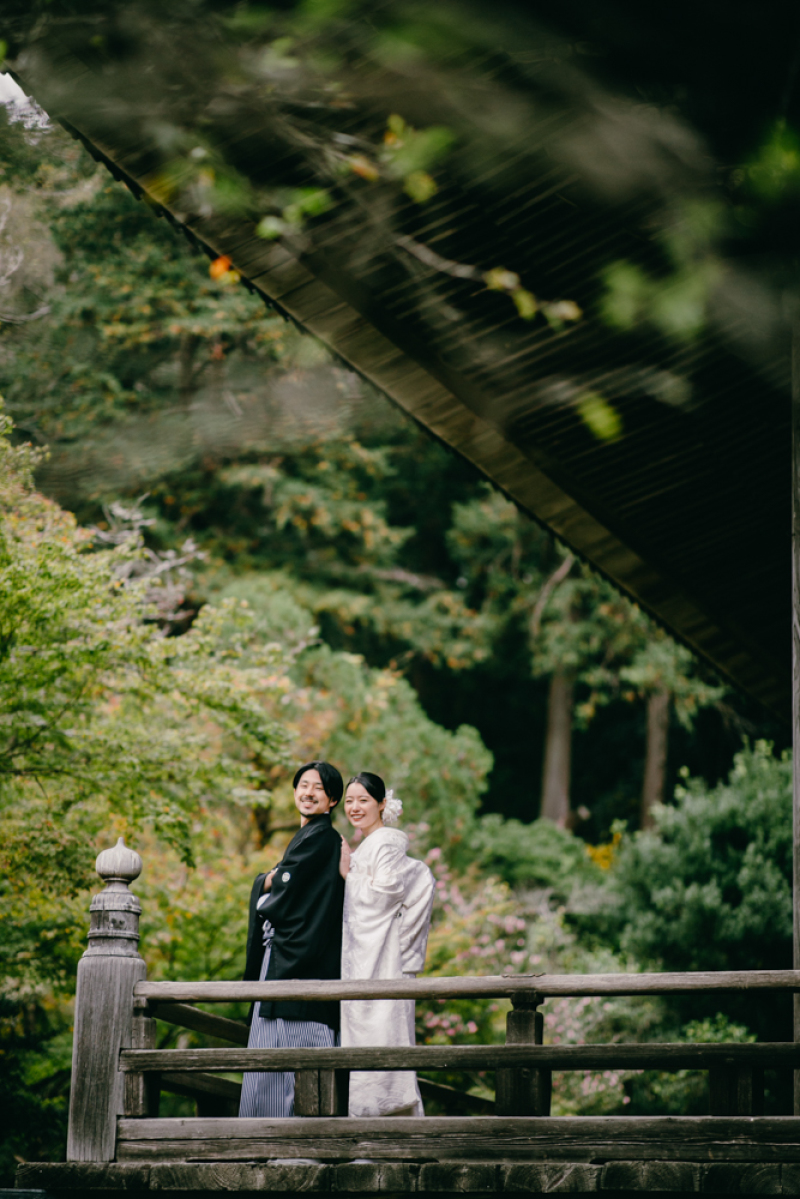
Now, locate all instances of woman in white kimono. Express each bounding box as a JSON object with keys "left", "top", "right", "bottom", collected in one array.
[{"left": 339, "top": 772, "right": 436, "bottom": 1117}]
